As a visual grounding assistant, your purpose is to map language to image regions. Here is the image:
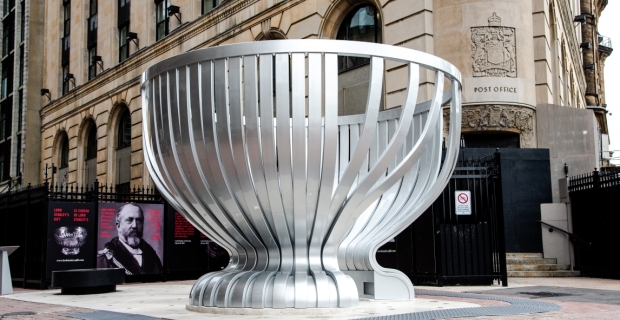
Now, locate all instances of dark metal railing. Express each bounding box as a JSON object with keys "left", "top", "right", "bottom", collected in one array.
[{"left": 568, "top": 169, "right": 620, "bottom": 191}]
